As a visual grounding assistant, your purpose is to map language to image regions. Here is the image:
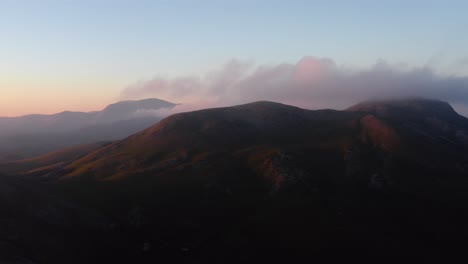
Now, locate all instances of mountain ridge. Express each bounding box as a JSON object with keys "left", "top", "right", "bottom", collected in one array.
[
  {"left": 0, "top": 98, "right": 175, "bottom": 119},
  {"left": 25, "top": 98, "right": 466, "bottom": 183},
  {"left": 0, "top": 98, "right": 176, "bottom": 161},
  {"left": 0, "top": 98, "right": 175, "bottom": 134},
  {"left": 2, "top": 98, "right": 468, "bottom": 262},
  {"left": 347, "top": 98, "right": 464, "bottom": 120}
]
